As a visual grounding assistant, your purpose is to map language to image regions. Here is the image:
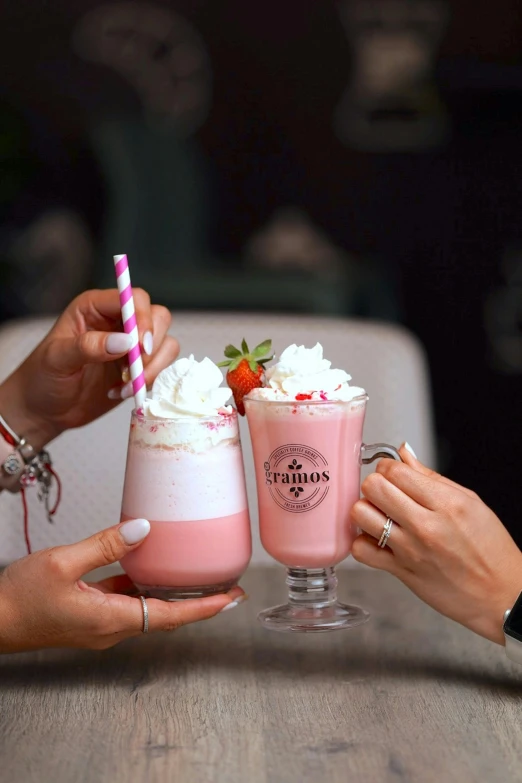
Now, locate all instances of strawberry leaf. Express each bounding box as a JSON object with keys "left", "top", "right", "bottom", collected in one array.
[
  {"left": 224, "top": 344, "right": 241, "bottom": 359},
  {"left": 217, "top": 360, "right": 231, "bottom": 368},
  {"left": 241, "top": 338, "right": 249, "bottom": 355},
  {"left": 257, "top": 355, "right": 274, "bottom": 366},
  {"left": 248, "top": 360, "right": 258, "bottom": 373},
  {"left": 252, "top": 339, "right": 272, "bottom": 359}
]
